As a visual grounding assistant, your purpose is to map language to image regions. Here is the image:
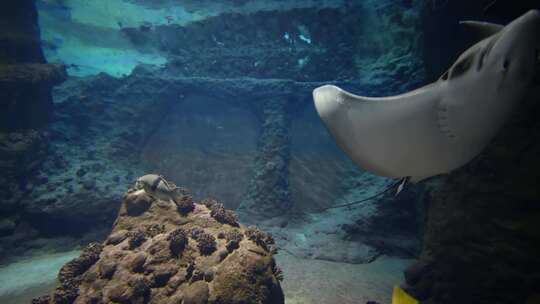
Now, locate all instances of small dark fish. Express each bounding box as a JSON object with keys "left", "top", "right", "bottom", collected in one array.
[
  {"left": 165, "top": 16, "right": 174, "bottom": 24},
  {"left": 139, "top": 25, "right": 152, "bottom": 32}
]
